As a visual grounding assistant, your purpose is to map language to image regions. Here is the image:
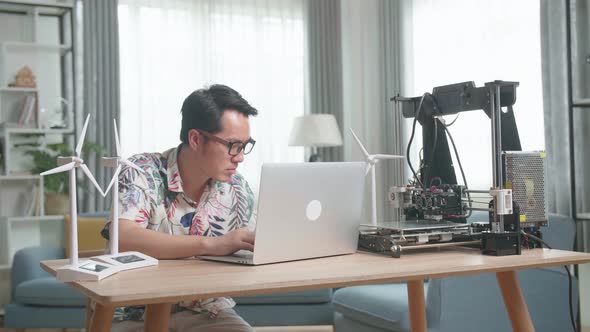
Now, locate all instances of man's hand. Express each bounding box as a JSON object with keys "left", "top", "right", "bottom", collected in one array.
[
  {"left": 118, "top": 219, "right": 256, "bottom": 258},
  {"left": 204, "top": 228, "right": 255, "bottom": 256}
]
